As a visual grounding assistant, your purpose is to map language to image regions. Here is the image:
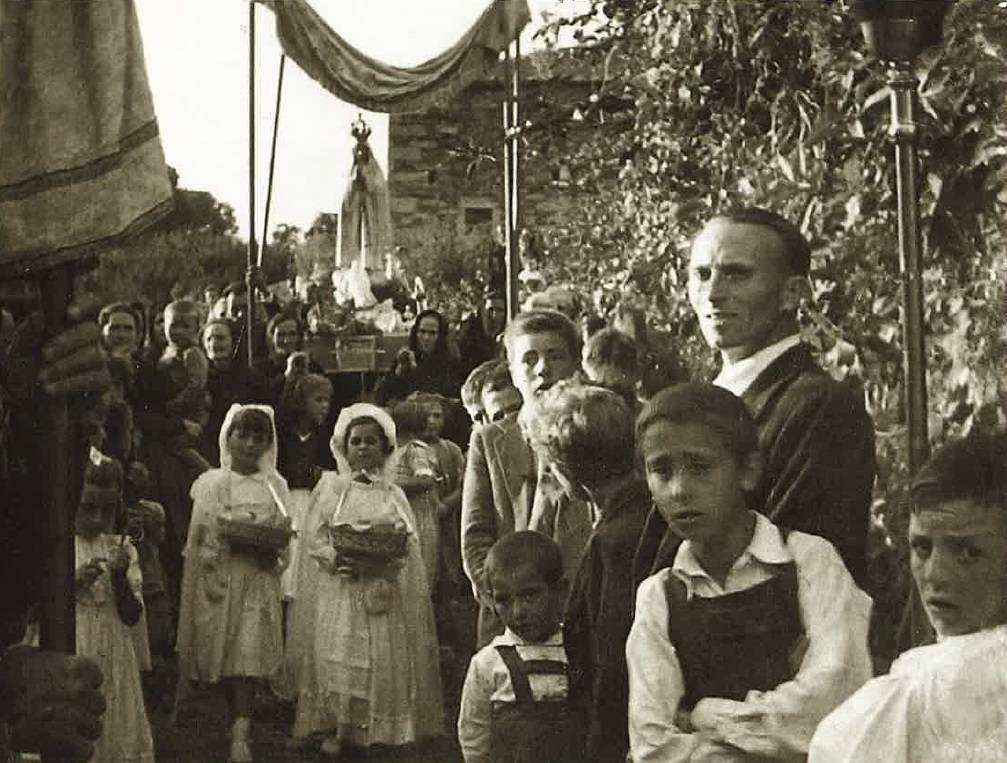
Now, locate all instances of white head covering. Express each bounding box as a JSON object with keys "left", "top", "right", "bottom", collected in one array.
[
  {"left": 219, "top": 403, "right": 279, "bottom": 475},
  {"left": 330, "top": 402, "right": 397, "bottom": 475}
]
